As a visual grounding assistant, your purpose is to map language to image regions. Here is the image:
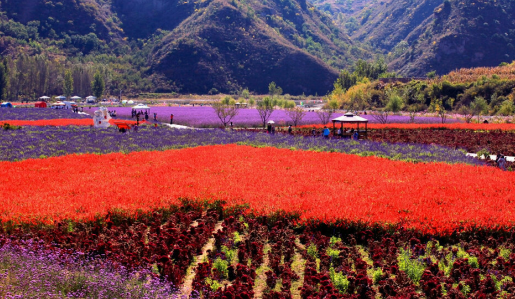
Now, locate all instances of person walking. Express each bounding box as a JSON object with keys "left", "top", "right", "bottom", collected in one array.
[
  {"left": 312, "top": 127, "right": 316, "bottom": 138},
  {"left": 496, "top": 153, "right": 507, "bottom": 171},
  {"left": 154, "top": 113, "right": 157, "bottom": 121},
  {"left": 170, "top": 114, "right": 174, "bottom": 125},
  {"left": 144, "top": 111, "right": 149, "bottom": 121},
  {"left": 288, "top": 125, "right": 292, "bottom": 135}
]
